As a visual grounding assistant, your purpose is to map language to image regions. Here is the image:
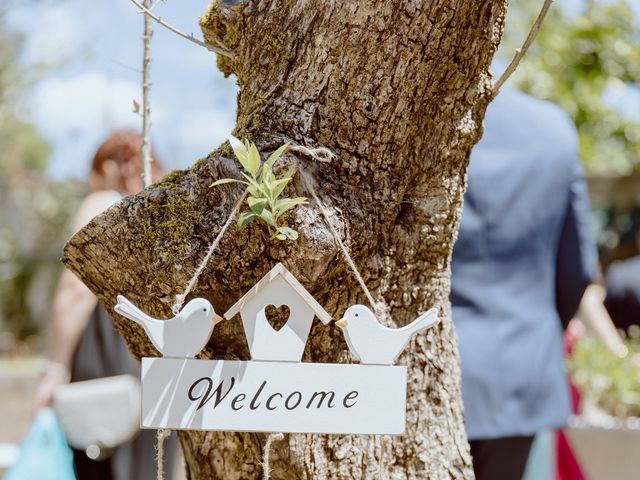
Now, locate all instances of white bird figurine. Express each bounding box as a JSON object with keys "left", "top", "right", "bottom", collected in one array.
[
  {"left": 114, "top": 295, "right": 223, "bottom": 358},
  {"left": 335, "top": 305, "right": 439, "bottom": 365}
]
